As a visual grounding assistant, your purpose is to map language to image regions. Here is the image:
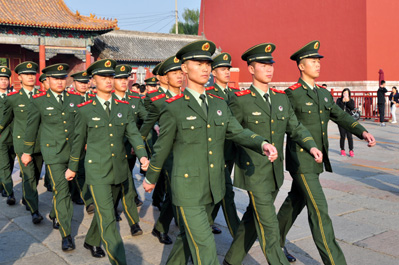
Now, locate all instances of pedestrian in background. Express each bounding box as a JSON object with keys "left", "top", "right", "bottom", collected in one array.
[
  {"left": 336, "top": 88, "right": 355, "bottom": 157},
  {"left": 389, "top": 86, "right": 399, "bottom": 123},
  {"left": 363, "top": 92, "right": 373, "bottom": 119},
  {"left": 377, "top": 80, "right": 388, "bottom": 126}
]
